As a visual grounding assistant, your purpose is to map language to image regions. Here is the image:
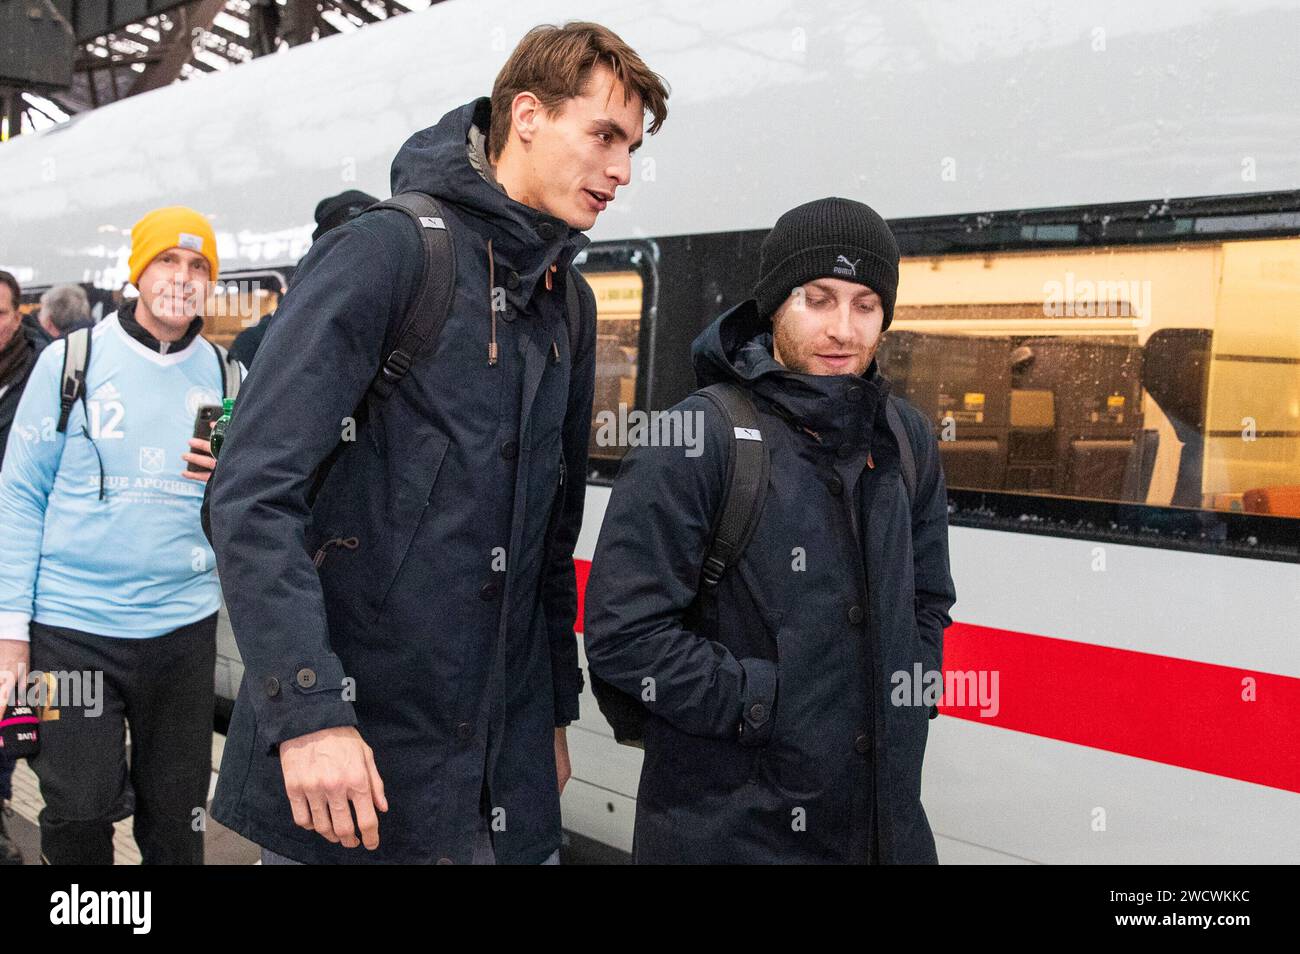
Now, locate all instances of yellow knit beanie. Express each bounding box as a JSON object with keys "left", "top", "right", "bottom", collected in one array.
[{"left": 128, "top": 206, "right": 220, "bottom": 285}]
